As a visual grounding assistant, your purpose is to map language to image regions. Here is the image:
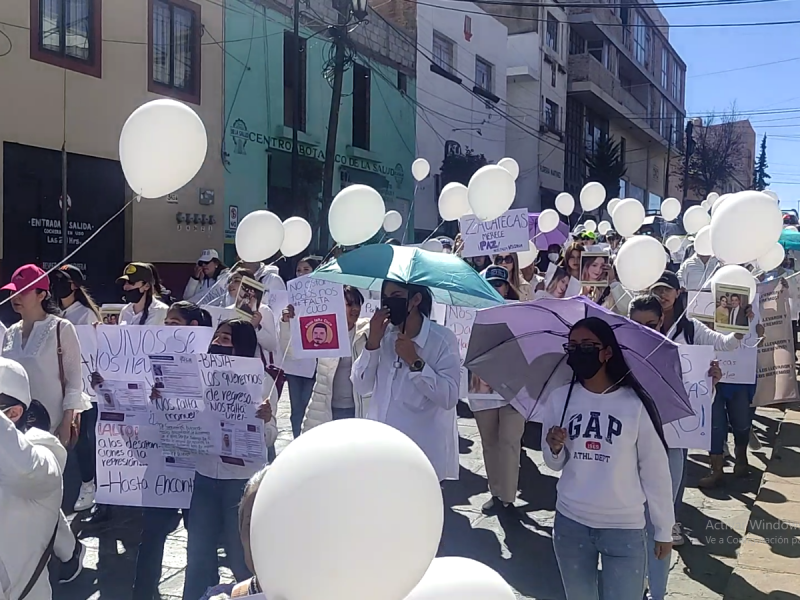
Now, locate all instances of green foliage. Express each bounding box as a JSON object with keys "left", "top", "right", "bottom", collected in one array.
[
  {"left": 584, "top": 136, "right": 627, "bottom": 210},
  {"left": 752, "top": 133, "right": 770, "bottom": 191}
]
